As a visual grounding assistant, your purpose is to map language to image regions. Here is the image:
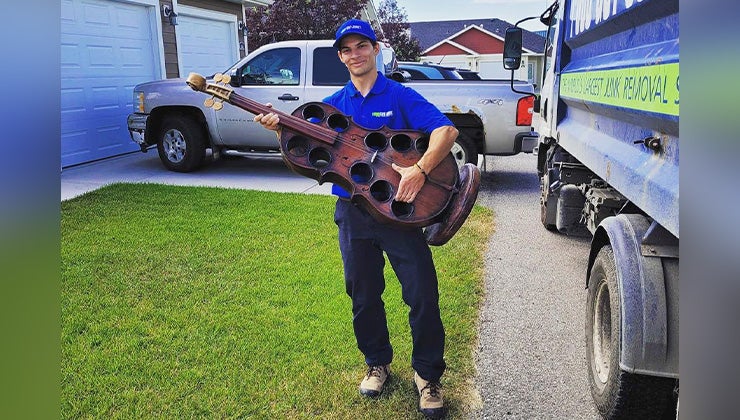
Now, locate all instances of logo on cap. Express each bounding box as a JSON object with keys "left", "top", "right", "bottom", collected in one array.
[{"left": 334, "top": 19, "right": 377, "bottom": 48}]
